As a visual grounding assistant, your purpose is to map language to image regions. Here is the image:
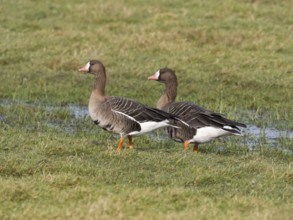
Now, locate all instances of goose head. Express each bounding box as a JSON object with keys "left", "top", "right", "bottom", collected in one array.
[
  {"left": 148, "top": 68, "right": 178, "bottom": 108},
  {"left": 148, "top": 68, "right": 177, "bottom": 85},
  {"left": 79, "top": 60, "right": 106, "bottom": 75}
]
